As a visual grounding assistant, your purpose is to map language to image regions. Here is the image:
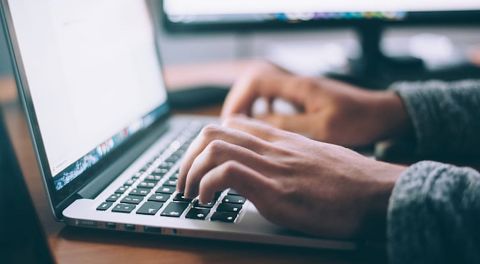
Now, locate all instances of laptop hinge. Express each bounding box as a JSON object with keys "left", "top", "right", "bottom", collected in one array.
[{"left": 77, "top": 121, "right": 169, "bottom": 199}]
